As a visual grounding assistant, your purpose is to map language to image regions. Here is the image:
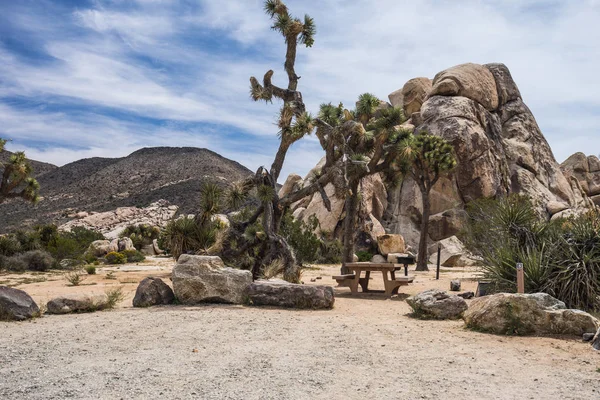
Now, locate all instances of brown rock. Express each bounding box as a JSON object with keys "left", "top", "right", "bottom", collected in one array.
[
  {"left": 430, "top": 63, "right": 499, "bottom": 110},
  {"left": 377, "top": 234, "right": 405, "bottom": 256},
  {"left": 246, "top": 280, "right": 335, "bottom": 309},
  {"left": 133, "top": 277, "right": 175, "bottom": 307},
  {"left": 398, "top": 77, "right": 432, "bottom": 116}
]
